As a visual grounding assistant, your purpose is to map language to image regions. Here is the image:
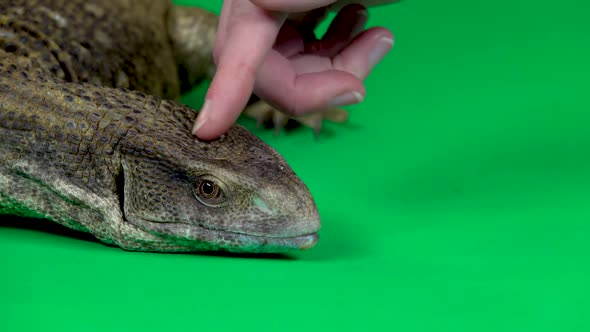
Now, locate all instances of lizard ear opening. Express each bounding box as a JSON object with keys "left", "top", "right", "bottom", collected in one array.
[{"left": 115, "top": 168, "right": 126, "bottom": 215}]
